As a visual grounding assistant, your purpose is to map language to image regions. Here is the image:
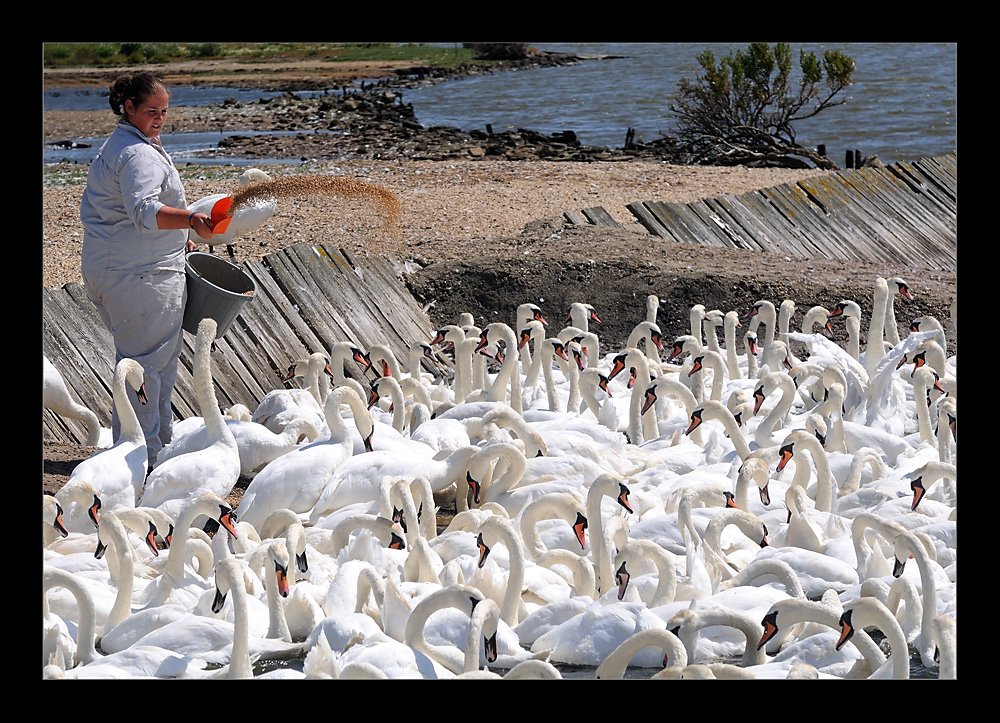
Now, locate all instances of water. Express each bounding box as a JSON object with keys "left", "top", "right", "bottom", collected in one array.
[
  {"left": 44, "top": 129, "right": 341, "bottom": 166},
  {"left": 405, "top": 42, "right": 957, "bottom": 166},
  {"left": 43, "top": 43, "right": 956, "bottom": 168},
  {"left": 42, "top": 84, "right": 289, "bottom": 112}
]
